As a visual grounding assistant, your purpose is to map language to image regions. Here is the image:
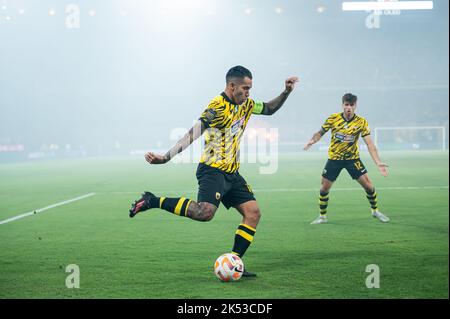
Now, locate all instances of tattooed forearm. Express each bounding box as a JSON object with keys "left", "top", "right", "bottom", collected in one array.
[
  {"left": 164, "top": 121, "right": 205, "bottom": 161},
  {"left": 263, "top": 90, "right": 290, "bottom": 115}
]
